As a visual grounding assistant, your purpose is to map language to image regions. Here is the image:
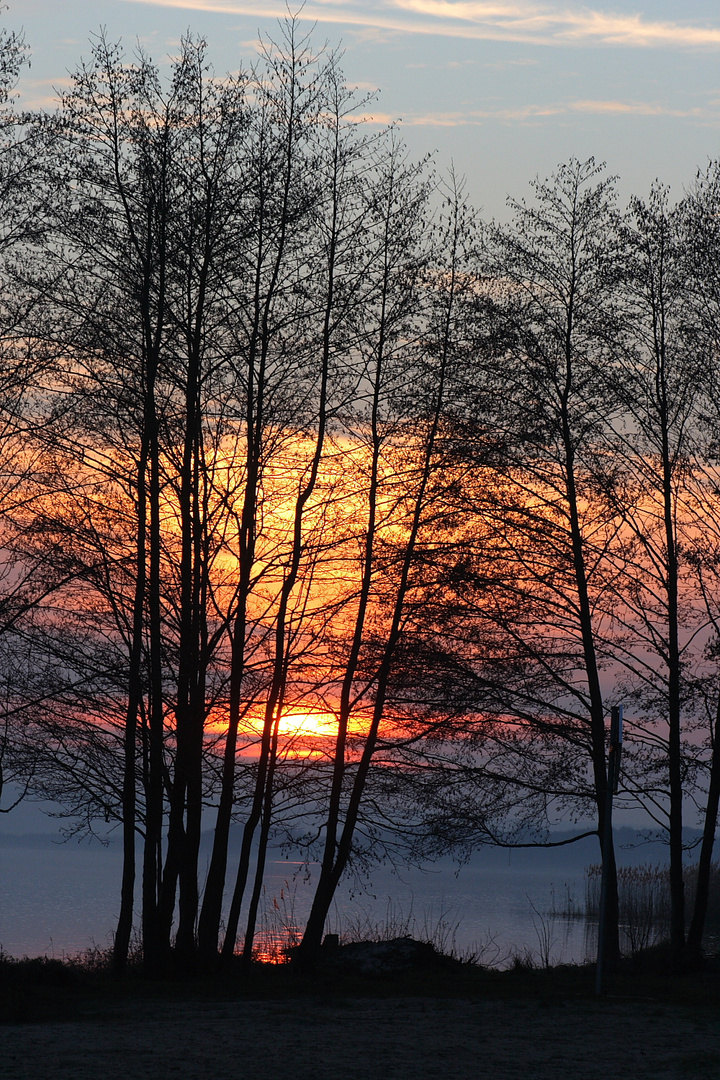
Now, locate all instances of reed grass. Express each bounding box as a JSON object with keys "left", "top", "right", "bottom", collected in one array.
[
  {"left": 252, "top": 887, "right": 502, "bottom": 966},
  {"left": 584, "top": 861, "right": 720, "bottom": 954}
]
